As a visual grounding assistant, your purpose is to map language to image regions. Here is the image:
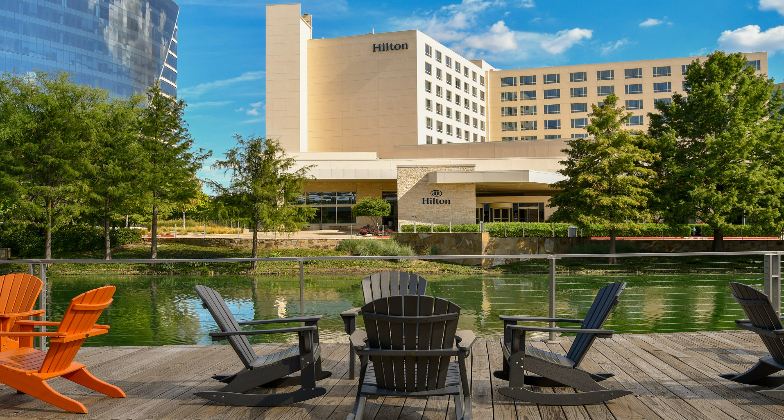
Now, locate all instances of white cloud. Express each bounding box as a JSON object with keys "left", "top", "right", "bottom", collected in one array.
[
  {"left": 516, "top": 0, "right": 535, "bottom": 7},
  {"left": 250, "top": 101, "right": 263, "bottom": 108},
  {"left": 179, "top": 71, "right": 265, "bottom": 97},
  {"left": 540, "top": 28, "right": 593, "bottom": 54},
  {"left": 640, "top": 18, "right": 663, "bottom": 27},
  {"left": 760, "top": 0, "right": 784, "bottom": 16},
  {"left": 187, "top": 100, "right": 233, "bottom": 109},
  {"left": 600, "top": 38, "right": 630, "bottom": 56},
  {"left": 690, "top": 47, "right": 709, "bottom": 57},
  {"left": 461, "top": 21, "right": 517, "bottom": 53},
  {"left": 246, "top": 109, "right": 260, "bottom": 116},
  {"left": 718, "top": 25, "right": 784, "bottom": 53}
]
